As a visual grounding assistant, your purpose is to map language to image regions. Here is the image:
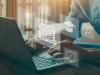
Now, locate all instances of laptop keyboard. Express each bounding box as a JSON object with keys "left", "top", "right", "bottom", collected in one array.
[{"left": 32, "top": 56, "right": 63, "bottom": 70}]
